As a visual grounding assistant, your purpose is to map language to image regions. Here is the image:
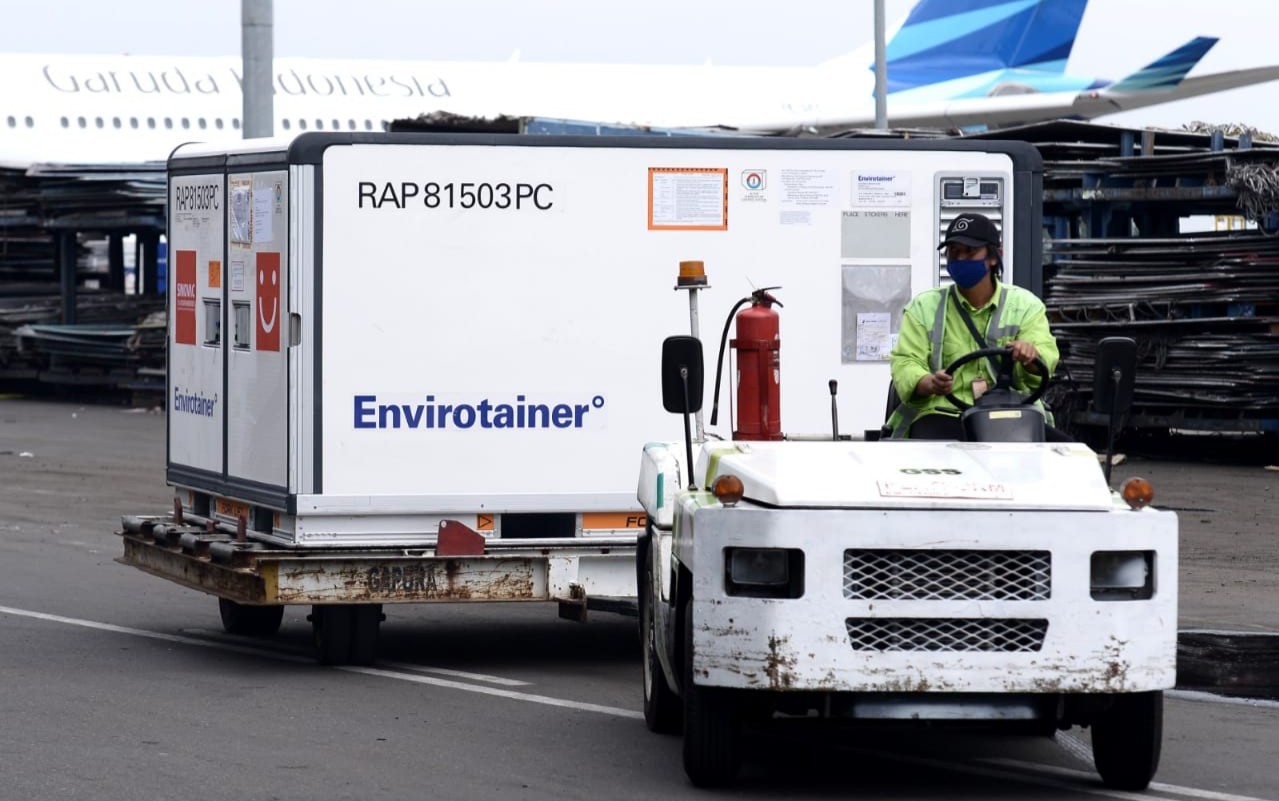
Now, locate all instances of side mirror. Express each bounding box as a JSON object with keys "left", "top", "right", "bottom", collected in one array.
[
  {"left": 661, "top": 335, "right": 704, "bottom": 414},
  {"left": 661, "top": 335, "right": 704, "bottom": 490},
  {"left": 1093, "top": 337, "right": 1137, "bottom": 416},
  {"left": 1092, "top": 336, "right": 1137, "bottom": 486}
]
